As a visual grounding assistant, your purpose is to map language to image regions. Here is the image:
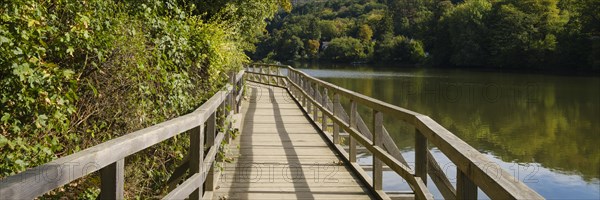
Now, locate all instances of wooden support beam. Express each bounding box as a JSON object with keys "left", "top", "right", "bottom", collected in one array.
[
  {"left": 415, "top": 129, "right": 428, "bottom": 185},
  {"left": 333, "top": 93, "right": 340, "bottom": 144},
  {"left": 322, "top": 88, "right": 328, "bottom": 131},
  {"left": 189, "top": 126, "right": 204, "bottom": 200},
  {"left": 373, "top": 110, "right": 383, "bottom": 191},
  {"left": 98, "top": 159, "right": 124, "bottom": 200},
  {"left": 457, "top": 169, "right": 477, "bottom": 200},
  {"left": 313, "top": 83, "right": 319, "bottom": 120},
  {"left": 204, "top": 113, "right": 216, "bottom": 193},
  {"left": 349, "top": 100, "right": 358, "bottom": 163},
  {"left": 427, "top": 151, "right": 456, "bottom": 200}
]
